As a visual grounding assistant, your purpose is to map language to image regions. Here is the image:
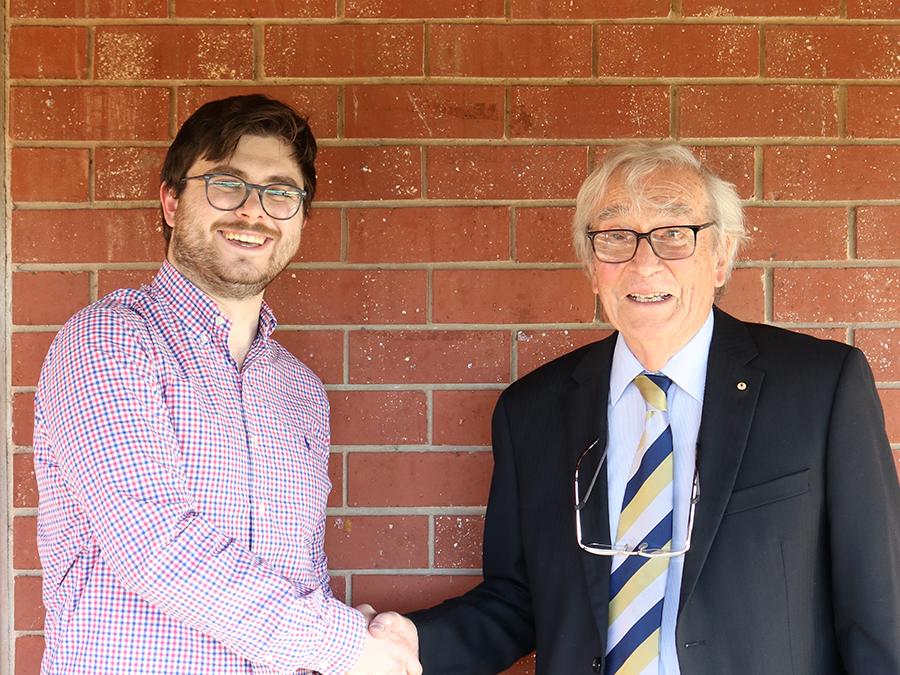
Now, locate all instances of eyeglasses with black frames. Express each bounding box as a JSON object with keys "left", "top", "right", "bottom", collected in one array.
[
  {"left": 182, "top": 173, "right": 308, "bottom": 221},
  {"left": 586, "top": 222, "right": 716, "bottom": 264},
  {"left": 574, "top": 438, "right": 699, "bottom": 558}
]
